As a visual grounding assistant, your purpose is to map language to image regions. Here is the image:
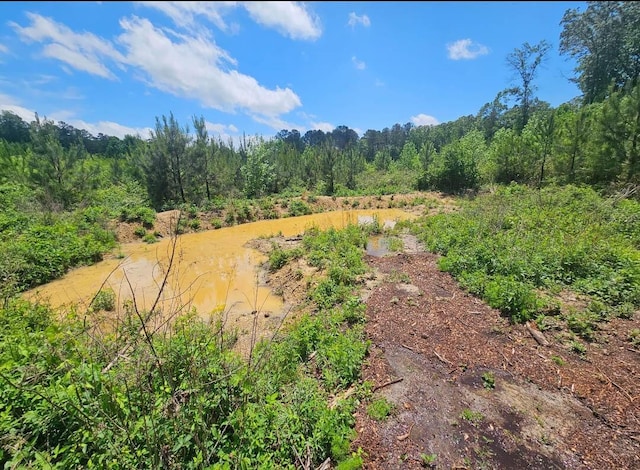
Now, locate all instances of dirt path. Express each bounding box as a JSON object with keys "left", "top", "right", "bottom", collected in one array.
[{"left": 352, "top": 237, "right": 640, "bottom": 469}]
